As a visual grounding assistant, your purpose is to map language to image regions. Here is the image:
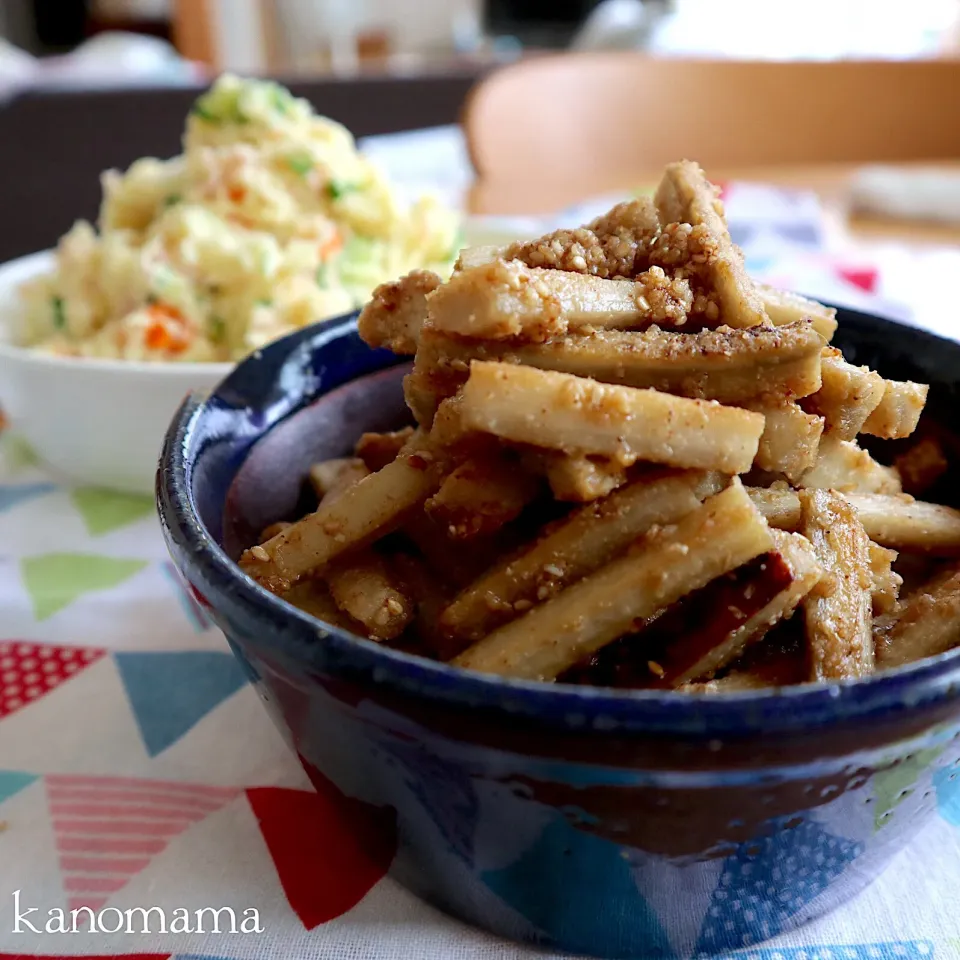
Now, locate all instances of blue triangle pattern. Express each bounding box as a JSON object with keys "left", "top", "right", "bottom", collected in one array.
[
  {"left": 482, "top": 816, "right": 675, "bottom": 959},
  {"left": 693, "top": 819, "right": 864, "bottom": 955},
  {"left": 0, "top": 770, "right": 38, "bottom": 805},
  {"left": 934, "top": 764, "right": 960, "bottom": 827},
  {"left": 0, "top": 482, "right": 56, "bottom": 513},
  {"left": 114, "top": 651, "right": 247, "bottom": 757},
  {"left": 727, "top": 942, "right": 934, "bottom": 960}
]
